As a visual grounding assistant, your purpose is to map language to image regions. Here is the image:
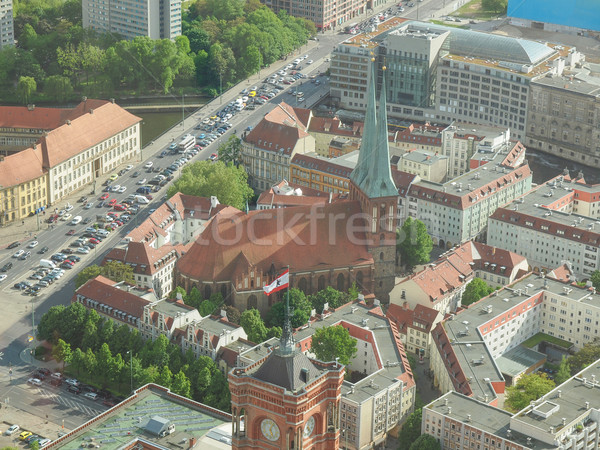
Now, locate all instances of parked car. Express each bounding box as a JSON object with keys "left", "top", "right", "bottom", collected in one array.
[
  {"left": 67, "top": 385, "right": 81, "bottom": 394},
  {"left": 19, "top": 431, "right": 33, "bottom": 441},
  {"left": 1, "top": 262, "right": 12, "bottom": 272},
  {"left": 5, "top": 425, "right": 20, "bottom": 435}
]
